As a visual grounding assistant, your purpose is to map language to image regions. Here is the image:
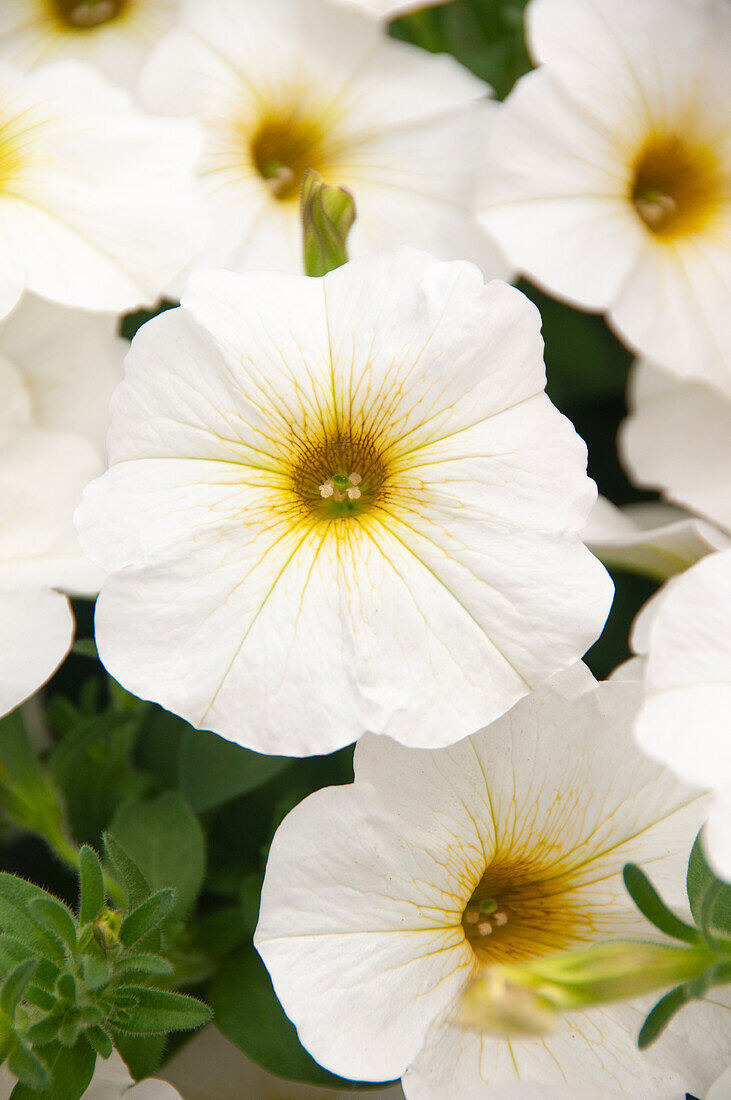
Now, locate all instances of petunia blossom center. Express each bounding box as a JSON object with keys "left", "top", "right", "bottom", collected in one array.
[
  {"left": 461, "top": 852, "right": 599, "bottom": 965},
  {"left": 289, "top": 432, "right": 388, "bottom": 520},
  {"left": 250, "top": 108, "right": 331, "bottom": 203},
  {"left": 630, "top": 133, "right": 721, "bottom": 238},
  {"left": 51, "top": 0, "right": 126, "bottom": 28}
]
